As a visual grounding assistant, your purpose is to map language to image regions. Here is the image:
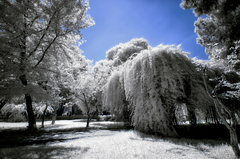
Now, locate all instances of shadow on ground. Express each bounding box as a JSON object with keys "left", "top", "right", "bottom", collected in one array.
[
  {"left": 133, "top": 131, "right": 229, "bottom": 147},
  {"left": 0, "top": 145, "right": 90, "bottom": 159},
  {"left": 0, "top": 127, "right": 91, "bottom": 148},
  {"left": 0, "top": 126, "right": 129, "bottom": 148}
]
